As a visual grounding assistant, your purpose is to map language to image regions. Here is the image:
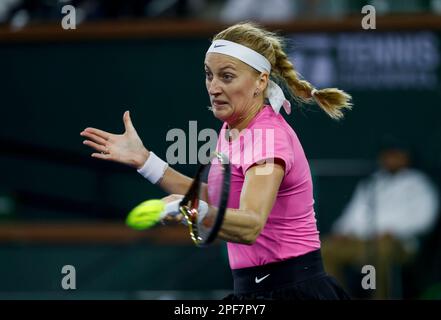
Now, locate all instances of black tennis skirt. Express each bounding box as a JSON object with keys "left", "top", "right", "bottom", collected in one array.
[{"left": 224, "top": 249, "right": 350, "bottom": 300}]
